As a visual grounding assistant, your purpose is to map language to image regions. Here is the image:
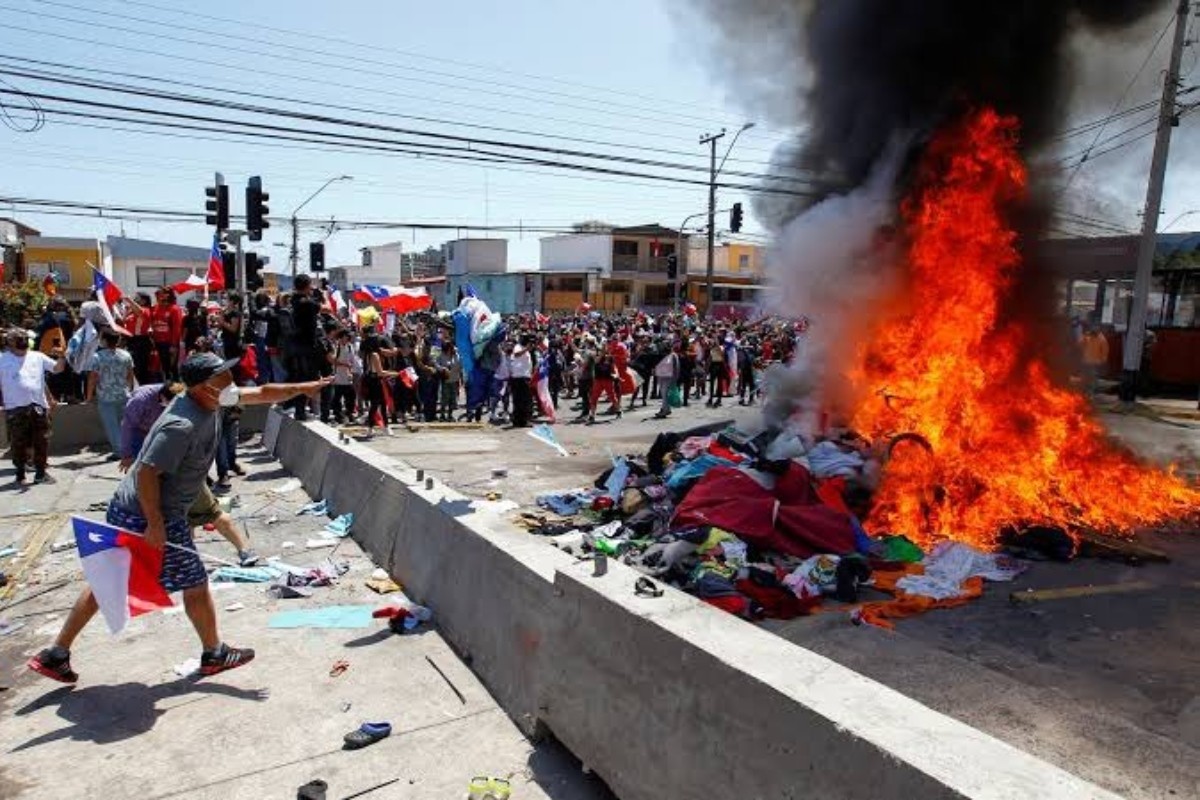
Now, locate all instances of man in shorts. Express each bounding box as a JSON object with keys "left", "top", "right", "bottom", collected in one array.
[{"left": 28, "top": 352, "right": 328, "bottom": 683}]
